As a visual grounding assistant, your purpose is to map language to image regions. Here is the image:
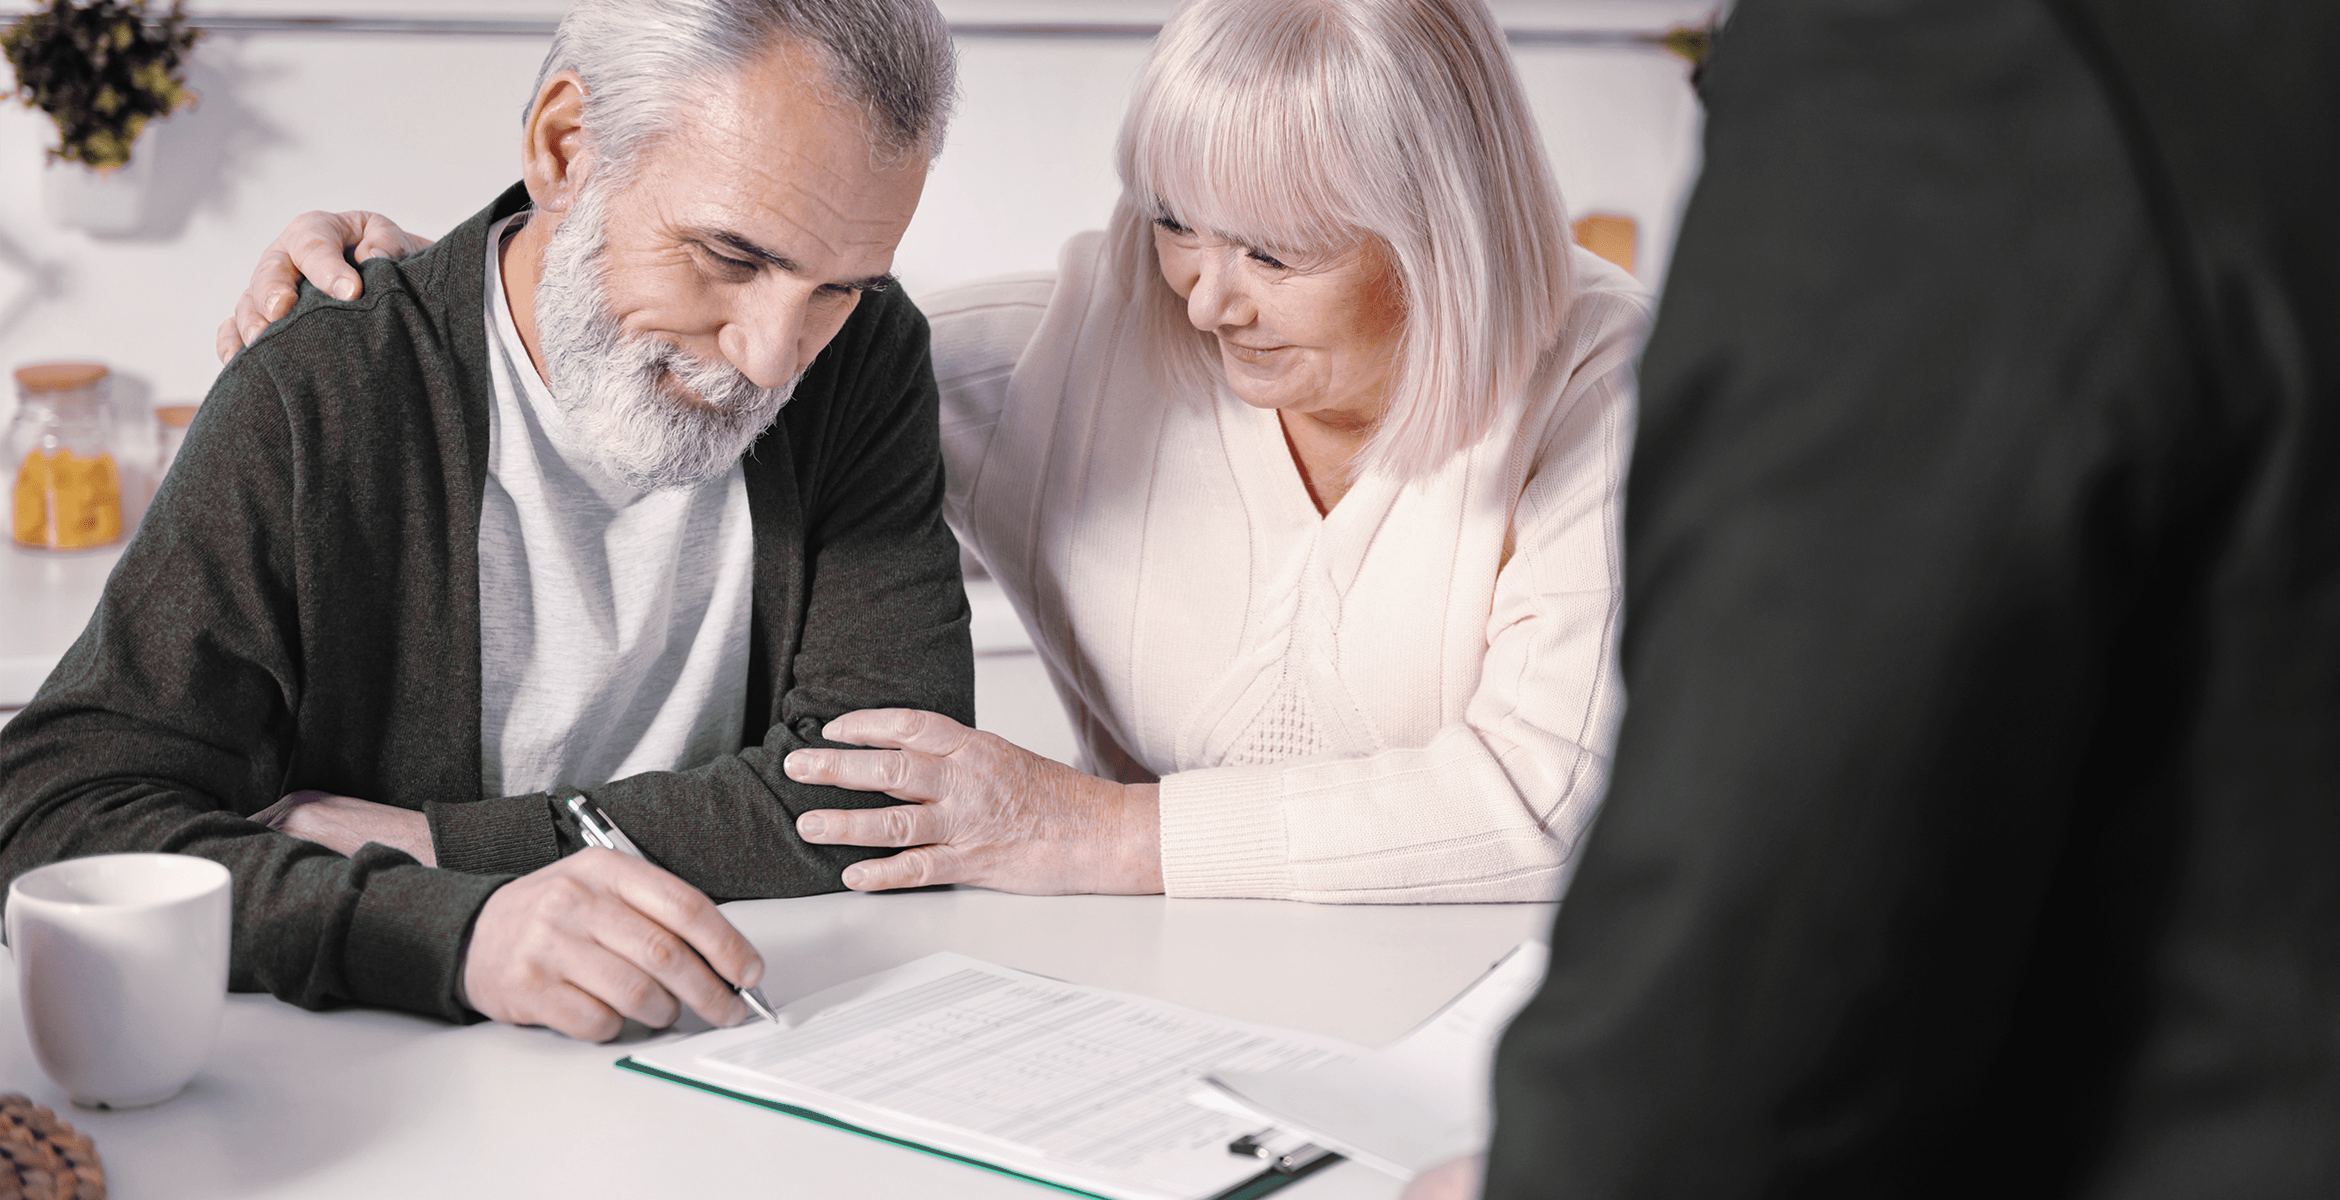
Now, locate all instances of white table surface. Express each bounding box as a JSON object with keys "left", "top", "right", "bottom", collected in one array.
[{"left": 0, "top": 887, "right": 1552, "bottom": 1199}]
